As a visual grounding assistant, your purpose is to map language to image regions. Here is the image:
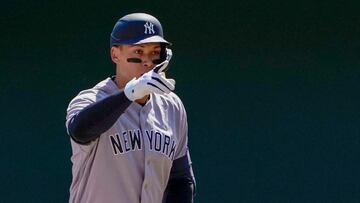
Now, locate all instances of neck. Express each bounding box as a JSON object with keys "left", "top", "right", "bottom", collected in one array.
[
  {"left": 115, "top": 76, "right": 126, "bottom": 89},
  {"left": 136, "top": 95, "right": 150, "bottom": 105}
]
